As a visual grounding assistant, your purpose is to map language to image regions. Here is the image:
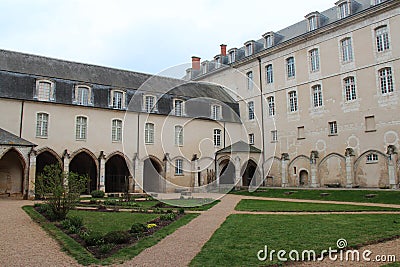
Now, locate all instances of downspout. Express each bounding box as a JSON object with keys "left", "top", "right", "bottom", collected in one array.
[
  {"left": 223, "top": 121, "right": 226, "bottom": 148},
  {"left": 19, "top": 100, "right": 25, "bottom": 137},
  {"left": 257, "top": 57, "right": 266, "bottom": 186}
]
